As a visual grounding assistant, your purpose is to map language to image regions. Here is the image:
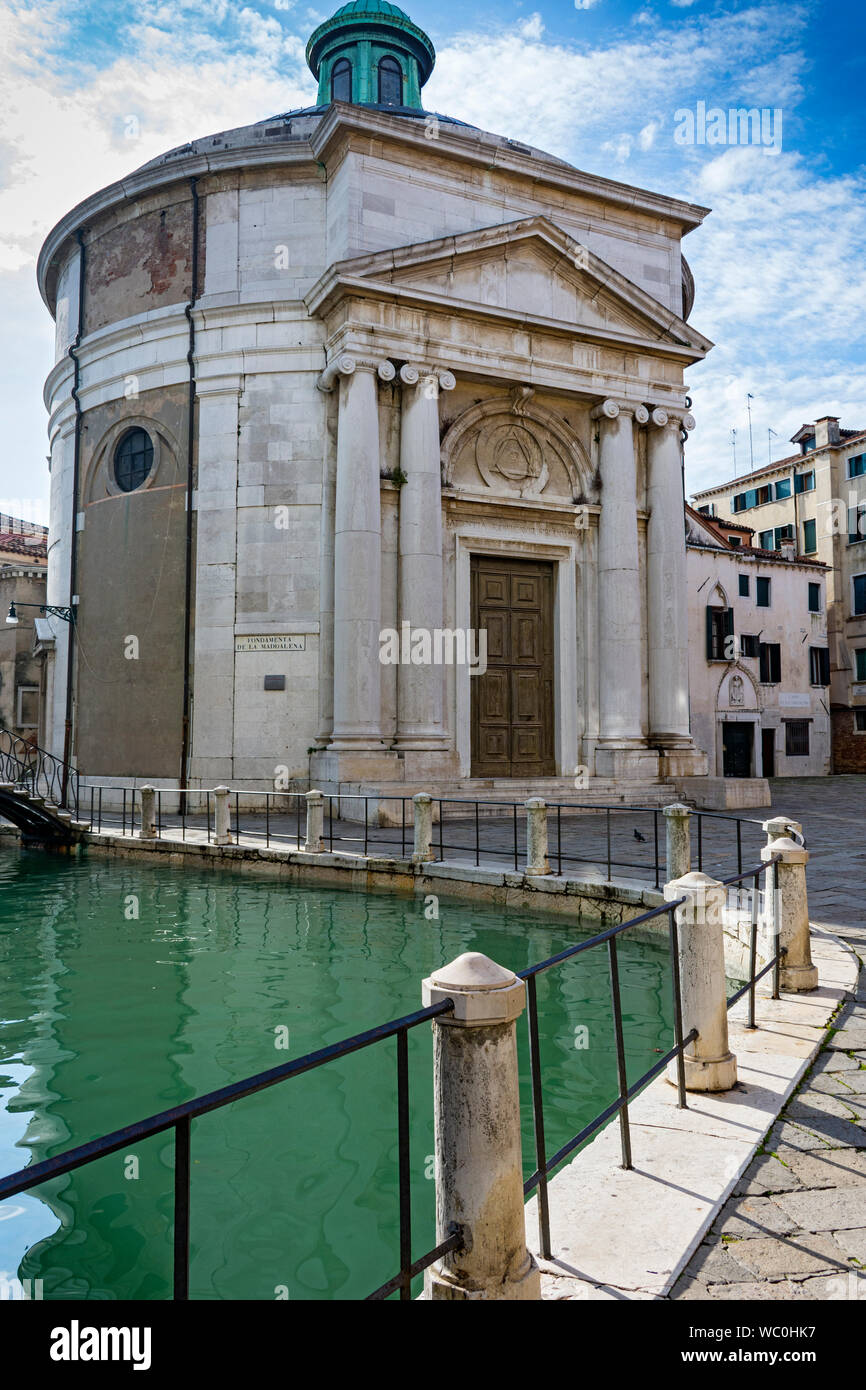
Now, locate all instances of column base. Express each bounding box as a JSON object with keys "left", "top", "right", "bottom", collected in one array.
[
  {"left": 594, "top": 743, "right": 660, "bottom": 780},
  {"left": 424, "top": 1254, "right": 541, "bottom": 1301},
  {"left": 668, "top": 1051, "right": 737, "bottom": 1093},
  {"left": 780, "top": 963, "right": 819, "bottom": 993},
  {"left": 656, "top": 745, "right": 709, "bottom": 779},
  {"left": 310, "top": 748, "right": 402, "bottom": 784}
]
